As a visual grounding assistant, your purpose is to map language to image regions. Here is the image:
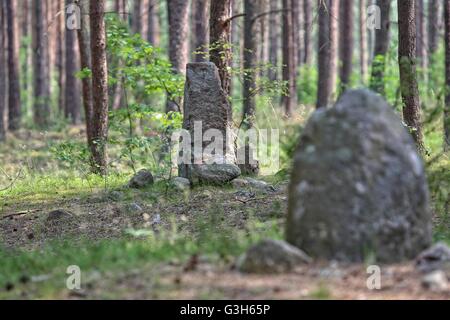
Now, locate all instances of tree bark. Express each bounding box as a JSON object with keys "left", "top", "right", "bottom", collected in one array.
[
  {"left": 243, "top": 0, "right": 258, "bottom": 128},
  {"left": 415, "top": 0, "right": 427, "bottom": 70},
  {"left": 77, "top": 0, "right": 95, "bottom": 168},
  {"left": 65, "top": 0, "right": 81, "bottom": 124},
  {"left": 359, "top": 0, "right": 368, "bottom": 84},
  {"left": 167, "top": 0, "right": 189, "bottom": 112},
  {"left": 292, "top": 0, "right": 301, "bottom": 68},
  {"left": 444, "top": 1, "right": 450, "bottom": 148},
  {"left": 192, "top": 0, "right": 209, "bottom": 62},
  {"left": 56, "top": 0, "right": 65, "bottom": 114},
  {"left": 32, "top": 0, "right": 50, "bottom": 128},
  {"left": 428, "top": 0, "right": 441, "bottom": 55},
  {"left": 303, "top": 0, "right": 313, "bottom": 65},
  {"left": 147, "top": 0, "right": 160, "bottom": 46},
  {"left": 282, "top": 0, "right": 297, "bottom": 116},
  {"left": 0, "top": 2, "right": 6, "bottom": 141},
  {"left": 6, "top": 0, "right": 21, "bottom": 131},
  {"left": 339, "top": 0, "right": 354, "bottom": 93},
  {"left": 398, "top": 0, "right": 424, "bottom": 151},
  {"left": 369, "top": 0, "right": 391, "bottom": 95},
  {"left": 316, "top": 0, "right": 339, "bottom": 109},
  {"left": 209, "top": 0, "right": 232, "bottom": 96},
  {"left": 90, "top": 0, "right": 109, "bottom": 174},
  {"left": 328, "top": 0, "right": 339, "bottom": 101},
  {"left": 132, "top": 0, "right": 143, "bottom": 36},
  {"left": 268, "top": 0, "right": 280, "bottom": 81}
]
